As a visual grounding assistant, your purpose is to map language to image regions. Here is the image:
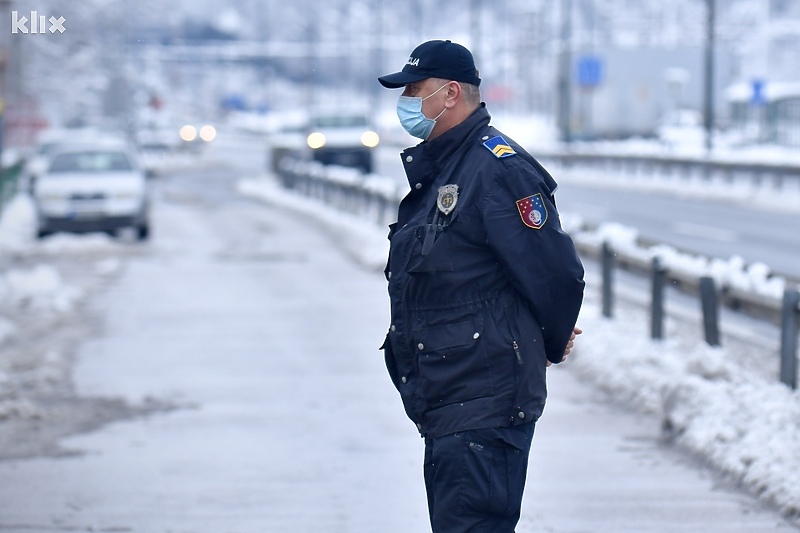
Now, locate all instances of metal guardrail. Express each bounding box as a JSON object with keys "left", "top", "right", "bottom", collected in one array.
[
  {"left": 589, "top": 241, "right": 800, "bottom": 389},
  {"left": 536, "top": 150, "right": 800, "bottom": 189},
  {"left": 0, "top": 160, "right": 24, "bottom": 216},
  {"left": 276, "top": 156, "right": 800, "bottom": 389},
  {"left": 278, "top": 158, "right": 402, "bottom": 226}
]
